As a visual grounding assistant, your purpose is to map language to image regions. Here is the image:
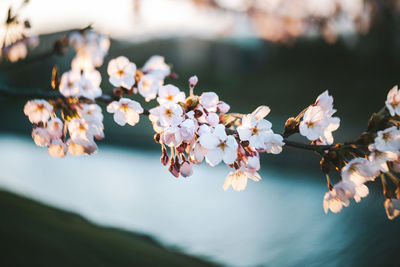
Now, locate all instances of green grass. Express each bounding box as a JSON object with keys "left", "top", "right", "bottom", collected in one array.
[{"left": 0, "top": 190, "right": 217, "bottom": 267}]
